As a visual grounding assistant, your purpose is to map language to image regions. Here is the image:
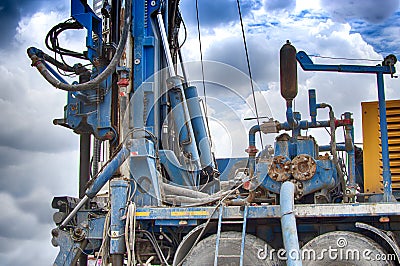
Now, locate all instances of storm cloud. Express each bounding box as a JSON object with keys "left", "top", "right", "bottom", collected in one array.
[
  {"left": 0, "top": 0, "right": 69, "bottom": 48},
  {"left": 320, "top": 0, "right": 400, "bottom": 23}
]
